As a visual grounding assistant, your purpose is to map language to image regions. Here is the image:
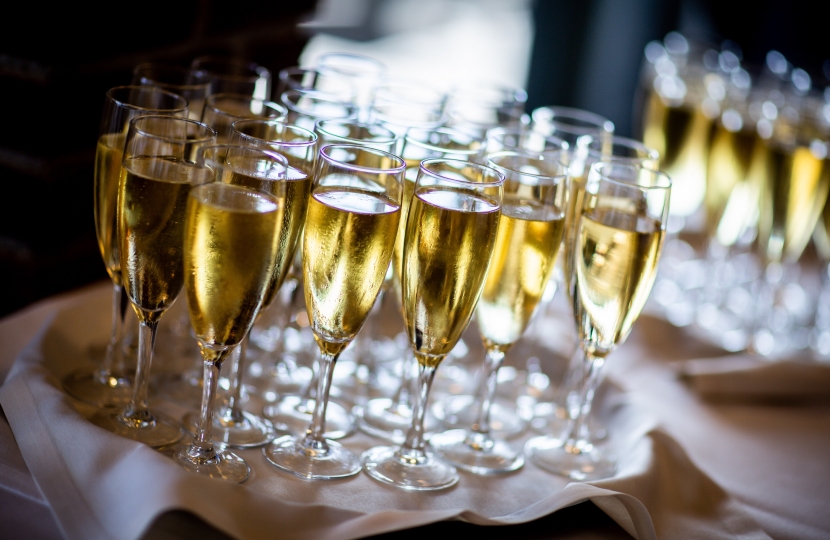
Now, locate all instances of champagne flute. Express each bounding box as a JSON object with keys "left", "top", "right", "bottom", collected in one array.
[
  {"left": 231, "top": 121, "right": 355, "bottom": 439},
  {"left": 547, "top": 135, "right": 660, "bottom": 442},
  {"left": 202, "top": 93, "right": 288, "bottom": 143},
  {"left": 132, "top": 63, "right": 212, "bottom": 121},
  {"left": 173, "top": 146, "right": 289, "bottom": 481},
  {"left": 525, "top": 162, "right": 671, "bottom": 480},
  {"left": 429, "top": 153, "right": 568, "bottom": 474},
  {"left": 90, "top": 116, "right": 216, "bottom": 447},
  {"left": 64, "top": 86, "right": 188, "bottom": 408},
  {"left": 280, "top": 88, "right": 357, "bottom": 132},
  {"left": 277, "top": 66, "right": 356, "bottom": 103},
  {"left": 314, "top": 52, "right": 386, "bottom": 120},
  {"left": 313, "top": 119, "right": 399, "bottom": 404},
  {"left": 181, "top": 138, "right": 310, "bottom": 448},
  {"left": 191, "top": 56, "right": 272, "bottom": 101},
  {"left": 202, "top": 120, "right": 317, "bottom": 443},
  {"left": 359, "top": 127, "right": 486, "bottom": 444},
  {"left": 751, "top": 91, "right": 830, "bottom": 356},
  {"left": 264, "top": 144, "right": 404, "bottom": 479},
  {"left": 362, "top": 158, "right": 504, "bottom": 491}
]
